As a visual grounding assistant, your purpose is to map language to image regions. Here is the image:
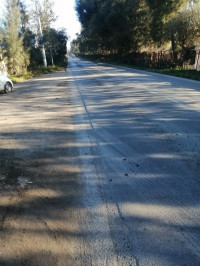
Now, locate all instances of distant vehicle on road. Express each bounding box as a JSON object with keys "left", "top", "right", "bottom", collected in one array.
[{"left": 0, "top": 73, "right": 13, "bottom": 93}]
